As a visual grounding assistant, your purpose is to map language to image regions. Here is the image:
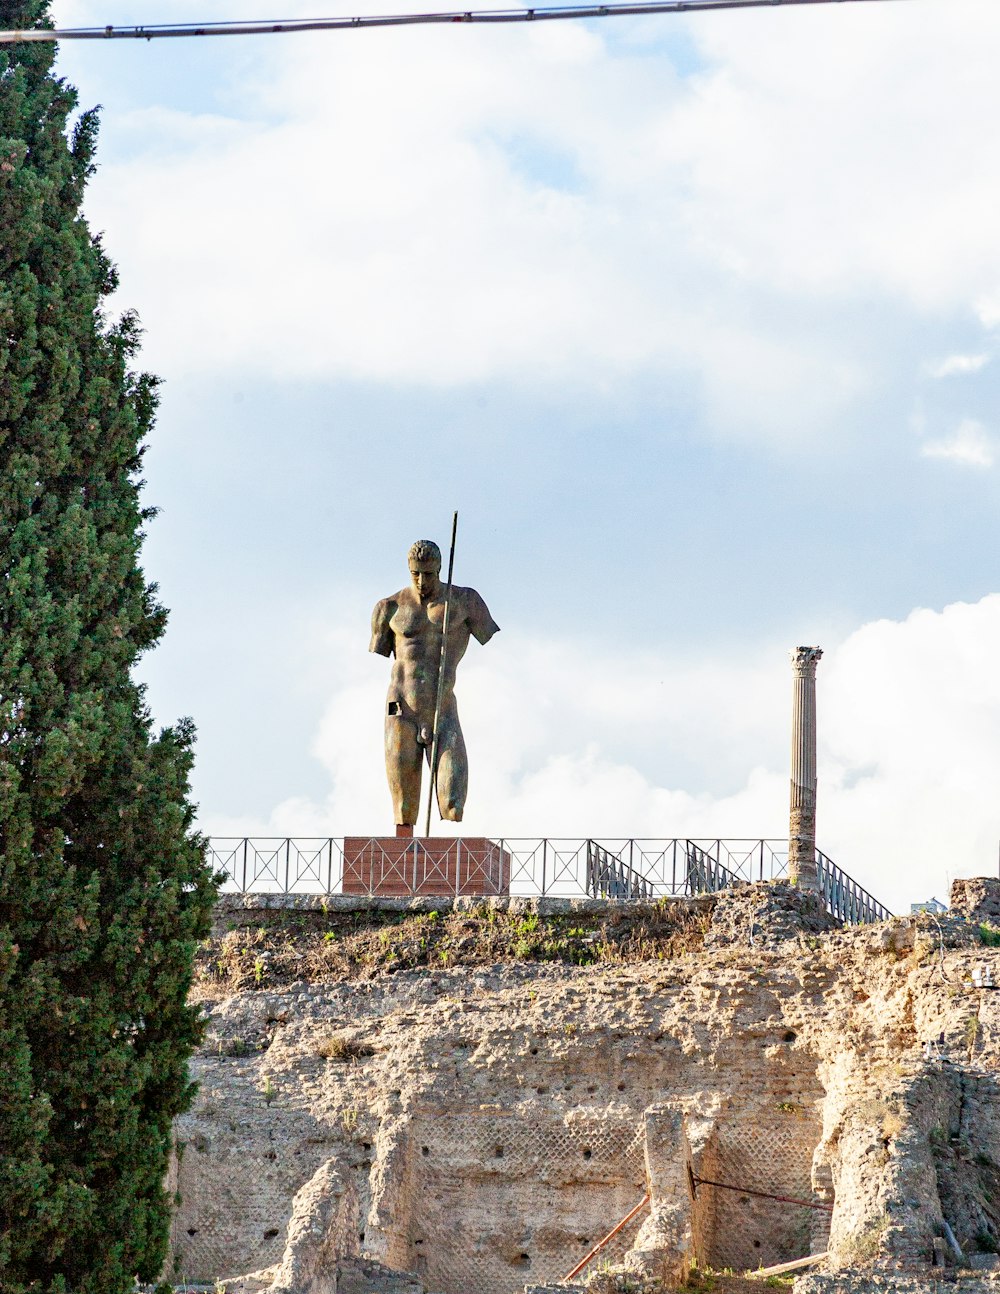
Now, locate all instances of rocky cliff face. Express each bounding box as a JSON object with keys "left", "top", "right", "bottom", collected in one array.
[{"left": 170, "top": 883, "right": 1000, "bottom": 1294}]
